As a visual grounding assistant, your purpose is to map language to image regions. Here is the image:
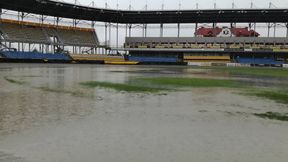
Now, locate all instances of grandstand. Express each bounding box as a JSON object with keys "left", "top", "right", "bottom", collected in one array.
[
  {"left": 124, "top": 37, "right": 288, "bottom": 65},
  {"left": 0, "top": 50, "right": 71, "bottom": 63},
  {"left": 0, "top": 19, "right": 99, "bottom": 53}
]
